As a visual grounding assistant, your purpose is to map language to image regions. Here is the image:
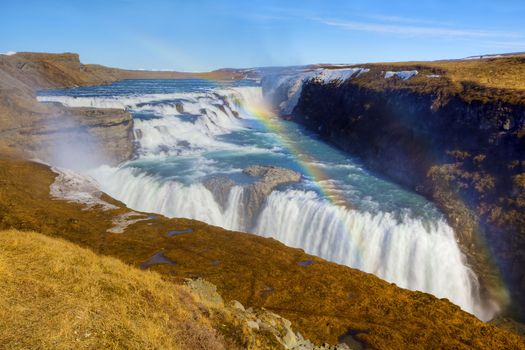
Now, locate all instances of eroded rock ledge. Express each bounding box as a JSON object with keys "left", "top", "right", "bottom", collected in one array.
[{"left": 204, "top": 165, "right": 301, "bottom": 230}]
